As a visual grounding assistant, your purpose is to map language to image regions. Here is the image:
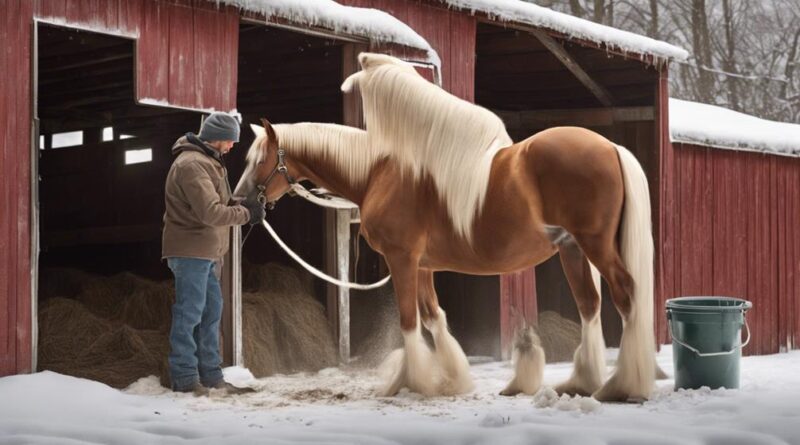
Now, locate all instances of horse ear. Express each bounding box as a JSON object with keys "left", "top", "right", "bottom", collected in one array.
[
  {"left": 250, "top": 123, "right": 265, "bottom": 138},
  {"left": 261, "top": 118, "right": 278, "bottom": 144}
]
